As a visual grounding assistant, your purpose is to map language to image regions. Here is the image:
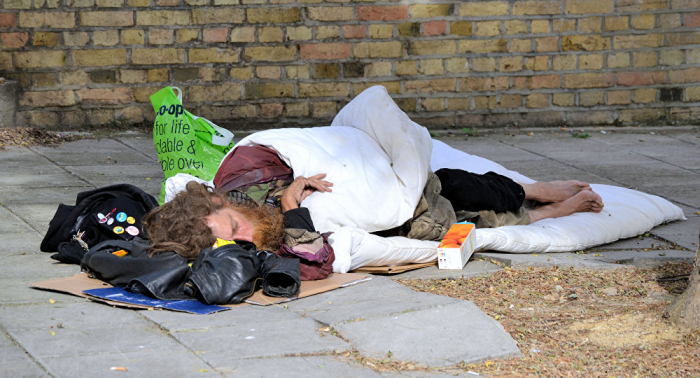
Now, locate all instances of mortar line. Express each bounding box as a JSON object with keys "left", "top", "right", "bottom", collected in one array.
[{"left": 0, "top": 323, "right": 56, "bottom": 378}]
